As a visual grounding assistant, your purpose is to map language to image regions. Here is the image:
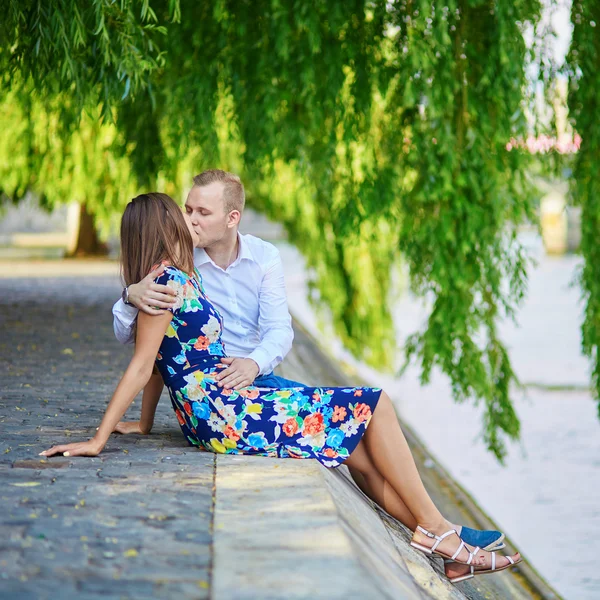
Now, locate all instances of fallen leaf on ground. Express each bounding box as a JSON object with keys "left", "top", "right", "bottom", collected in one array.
[{"left": 11, "top": 482, "right": 41, "bottom": 487}]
